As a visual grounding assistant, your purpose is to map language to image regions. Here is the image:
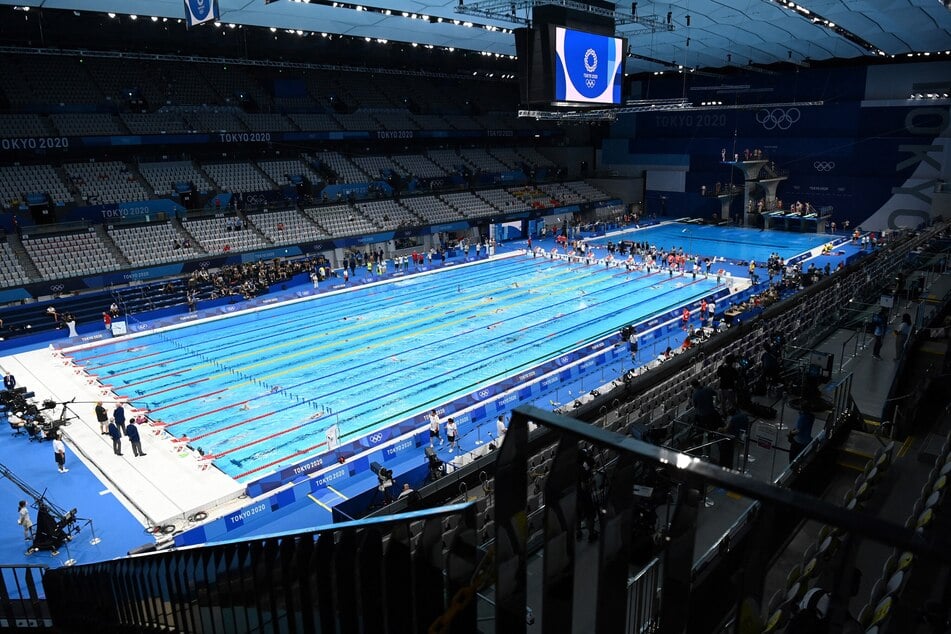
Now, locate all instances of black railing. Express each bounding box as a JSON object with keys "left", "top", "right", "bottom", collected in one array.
[
  {"left": 44, "top": 502, "right": 480, "bottom": 633},
  {"left": 0, "top": 564, "right": 51, "bottom": 629},
  {"left": 493, "top": 405, "right": 951, "bottom": 634}
]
